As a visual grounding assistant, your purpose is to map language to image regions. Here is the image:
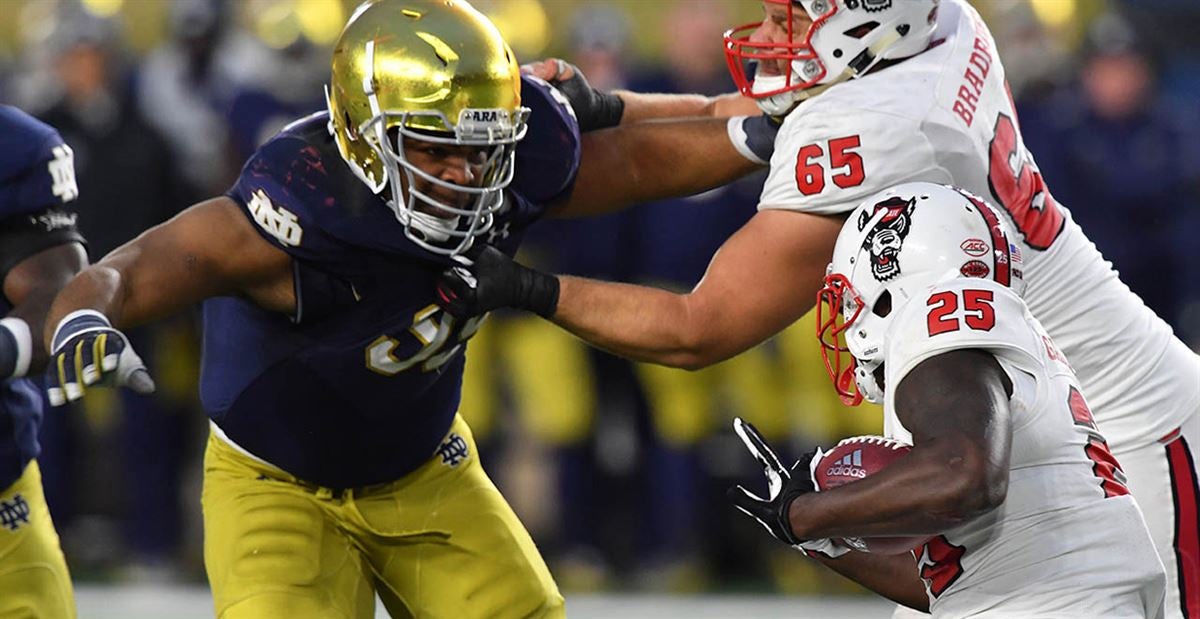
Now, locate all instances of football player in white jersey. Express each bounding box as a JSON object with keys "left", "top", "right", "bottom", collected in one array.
[
  {"left": 436, "top": 2, "right": 1200, "bottom": 615},
  {"left": 730, "top": 181, "right": 1165, "bottom": 617}
]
